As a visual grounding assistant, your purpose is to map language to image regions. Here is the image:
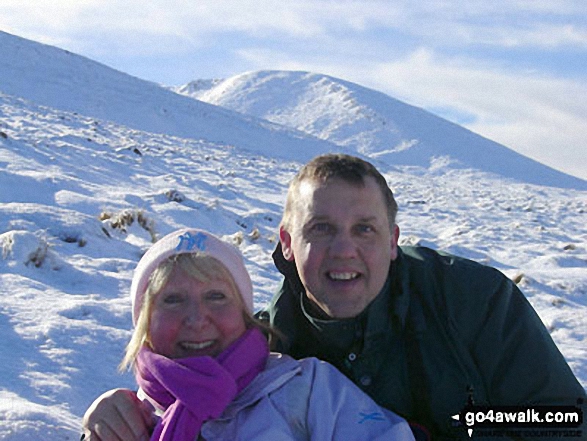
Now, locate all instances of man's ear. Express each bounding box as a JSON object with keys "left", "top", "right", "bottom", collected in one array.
[
  {"left": 390, "top": 224, "right": 400, "bottom": 261},
  {"left": 279, "top": 226, "right": 295, "bottom": 261}
]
